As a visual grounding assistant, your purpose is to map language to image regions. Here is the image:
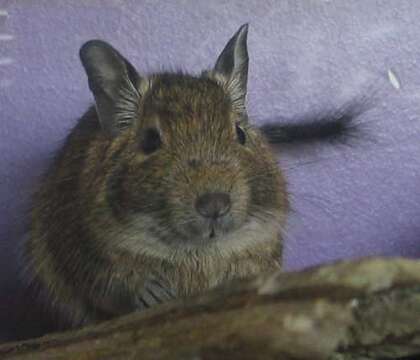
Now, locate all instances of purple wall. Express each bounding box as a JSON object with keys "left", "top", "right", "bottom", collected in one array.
[{"left": 1, "top": 0, "right": 420, "bottom": 341}]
